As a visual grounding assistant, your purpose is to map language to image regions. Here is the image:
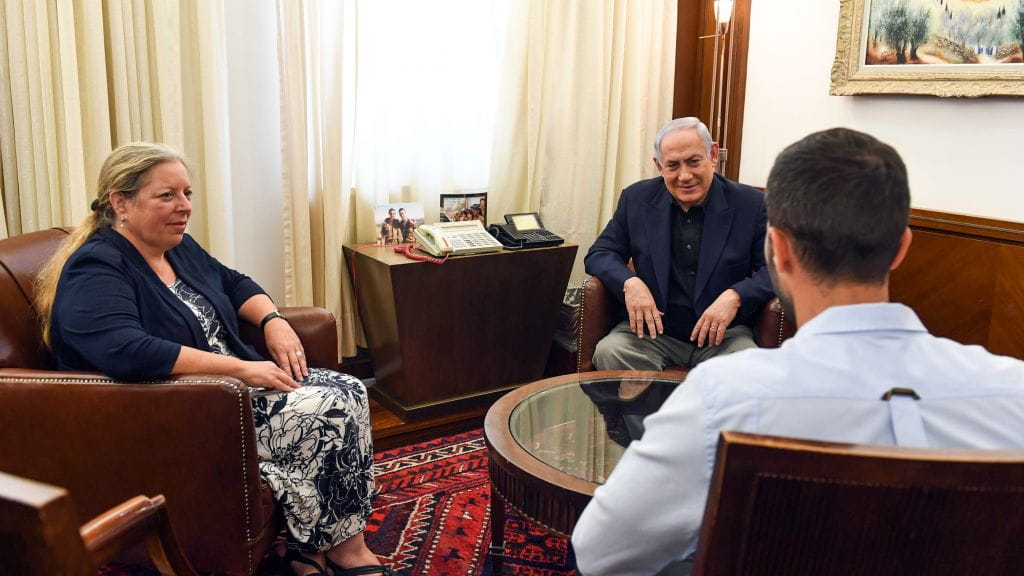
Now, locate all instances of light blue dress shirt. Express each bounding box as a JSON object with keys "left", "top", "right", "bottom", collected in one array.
[{"left": 572, "top": 303, "right": 1024, "bottom": 576}]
